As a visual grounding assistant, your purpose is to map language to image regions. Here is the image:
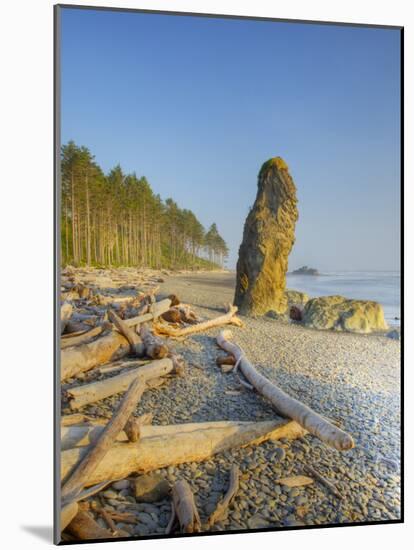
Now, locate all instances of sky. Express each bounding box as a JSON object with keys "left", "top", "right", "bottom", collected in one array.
[{"left": 60, "top": 7, "right": 401, "bottom": 271}]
